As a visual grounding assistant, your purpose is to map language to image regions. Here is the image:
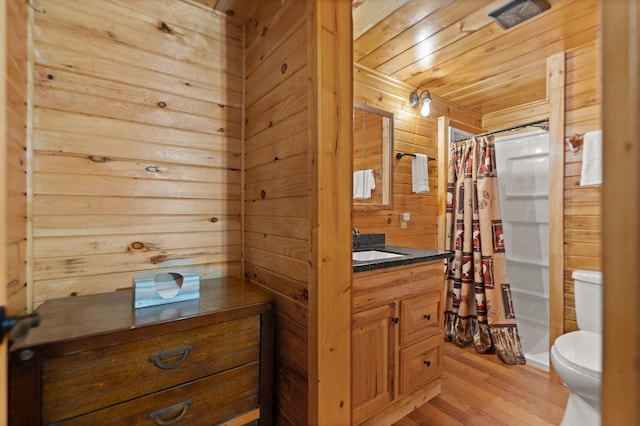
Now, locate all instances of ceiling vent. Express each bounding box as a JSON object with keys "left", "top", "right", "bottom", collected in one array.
[{"left": 488, "top": 0, "right": 550, "bottom": 30}]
